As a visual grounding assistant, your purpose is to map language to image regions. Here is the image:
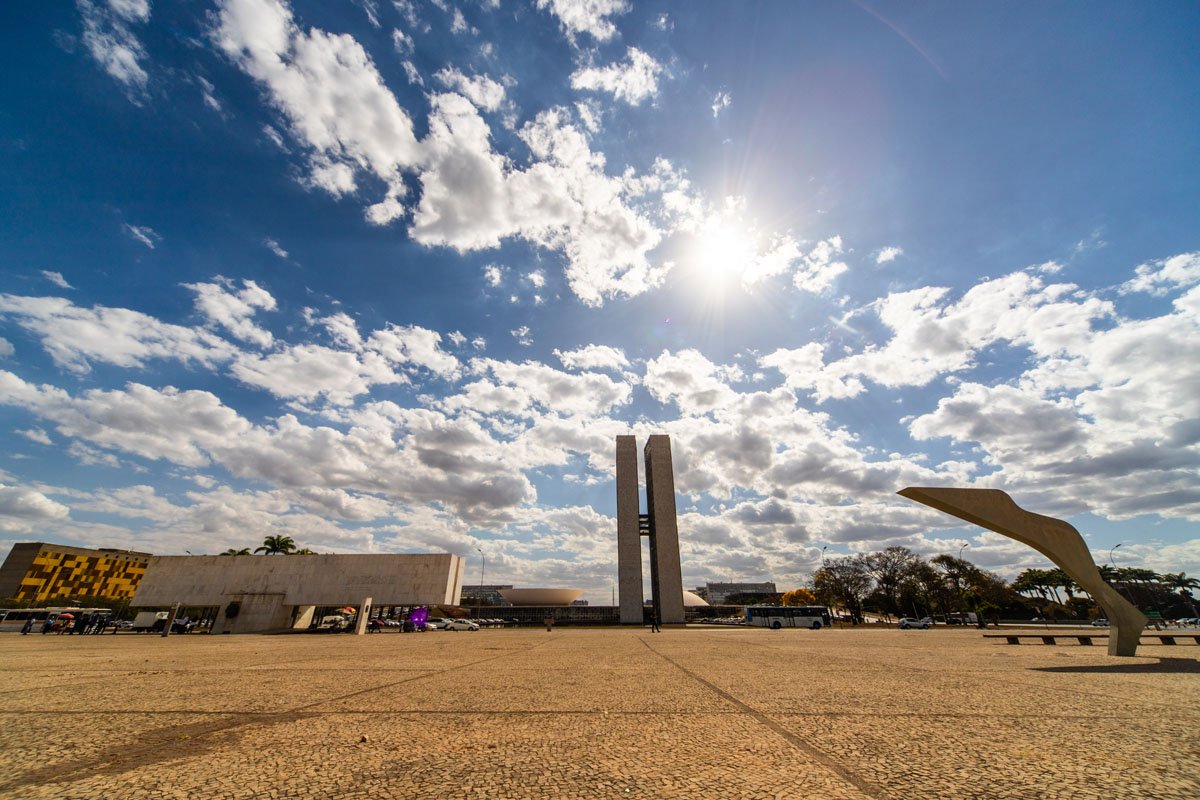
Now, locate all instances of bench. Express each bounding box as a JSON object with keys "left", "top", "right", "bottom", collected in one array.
[{"left": 984, "top": 633, "right": 1200, "bottom": 646}]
